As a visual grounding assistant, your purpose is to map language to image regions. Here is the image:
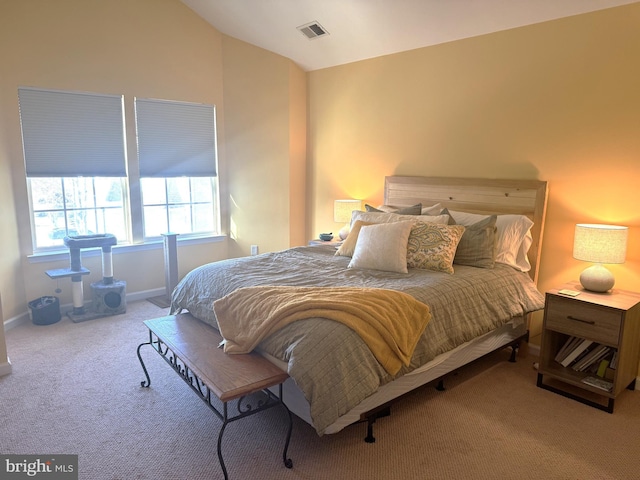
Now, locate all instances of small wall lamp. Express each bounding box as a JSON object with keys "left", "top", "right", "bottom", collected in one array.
[
  {"left": 334, "top": 199, "right": 363, "bottom": 240},
  {"left": 573, "top": 223, "right": 628, "bottom": 293}
]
